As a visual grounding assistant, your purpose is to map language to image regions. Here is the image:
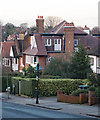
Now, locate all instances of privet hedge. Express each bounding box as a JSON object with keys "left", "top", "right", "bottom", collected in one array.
[
  {"left": 11, "top": 77, "right": 88, "bottom": 97},
  {"left": 1, "top": 76, "right": 12, "bottom": 92}
]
